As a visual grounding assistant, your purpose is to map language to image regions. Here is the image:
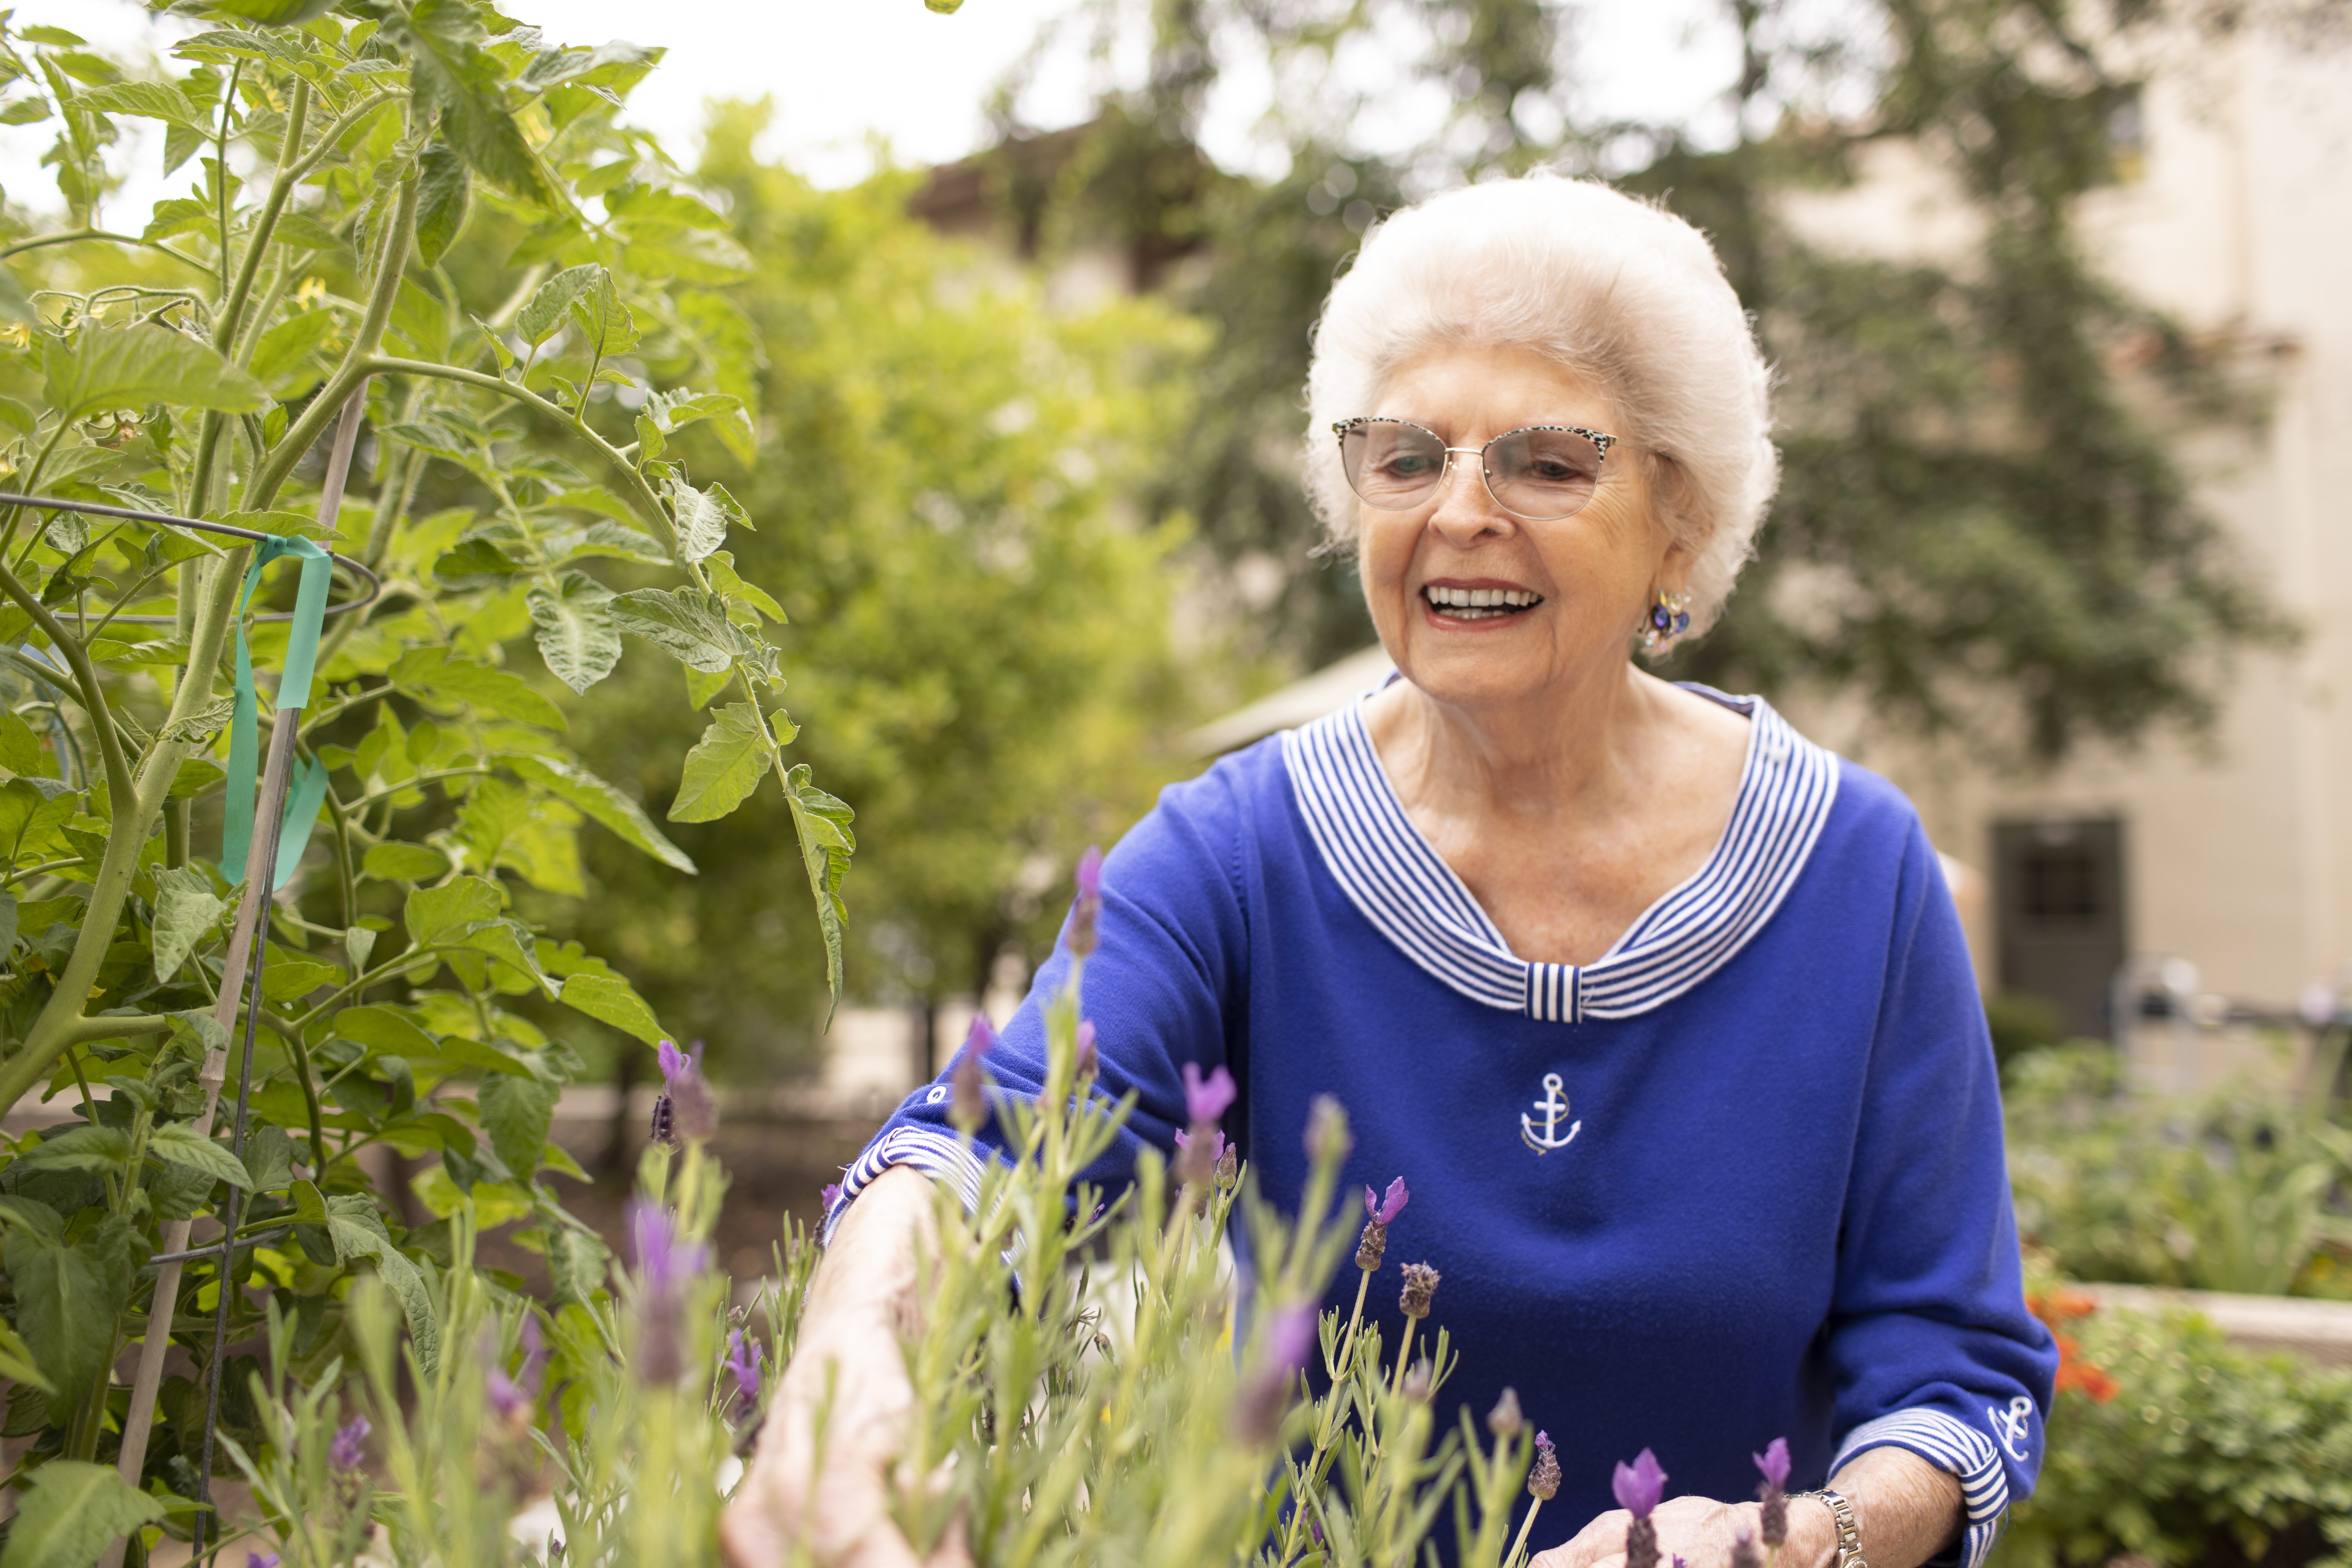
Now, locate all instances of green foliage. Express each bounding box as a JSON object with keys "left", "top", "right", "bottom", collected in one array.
[
  {"left": 0, "top": 5, "right": 846, "bottom": 1546},
  {"left": 2006, "top": 1042, "right": 2352, "bottom": 1297},
  {"left": 561, "top": 112, "right": 1206, "bottom": 1062},
  {"left": 2004, "top": 1293, "right": 2352, "bottom": 1568}
]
